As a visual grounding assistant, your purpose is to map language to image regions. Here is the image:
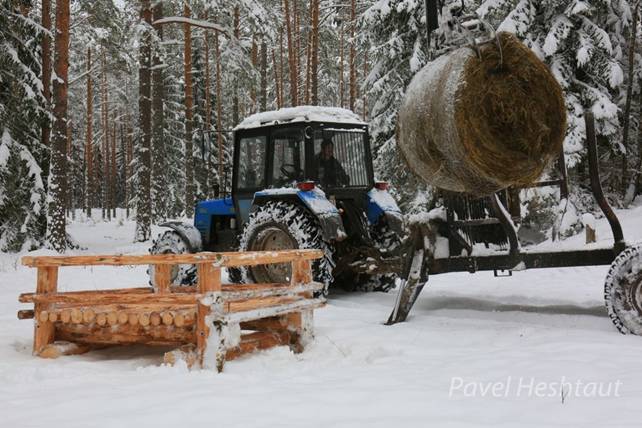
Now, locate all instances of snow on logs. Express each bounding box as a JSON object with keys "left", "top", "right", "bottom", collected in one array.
[{"left": 397, "top": 32, "right": 566, "bottom": 195}]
